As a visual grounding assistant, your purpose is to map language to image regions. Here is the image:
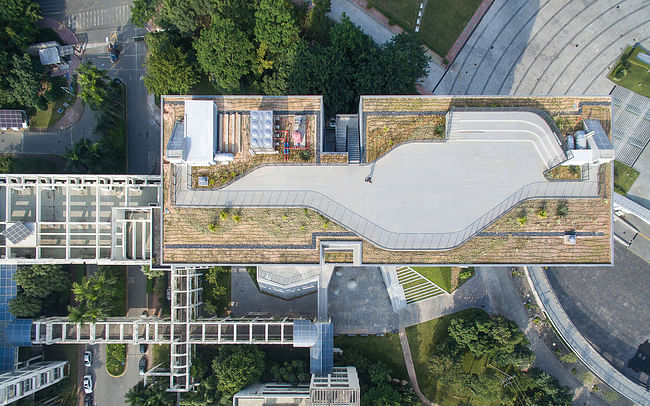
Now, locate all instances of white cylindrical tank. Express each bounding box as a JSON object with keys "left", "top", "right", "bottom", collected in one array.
[
  {"left": 566, "top": 134, "right": 575, "bottom": 150},
  {"left": 575, "top": 130, "right": 587, "bottom": 149}
]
